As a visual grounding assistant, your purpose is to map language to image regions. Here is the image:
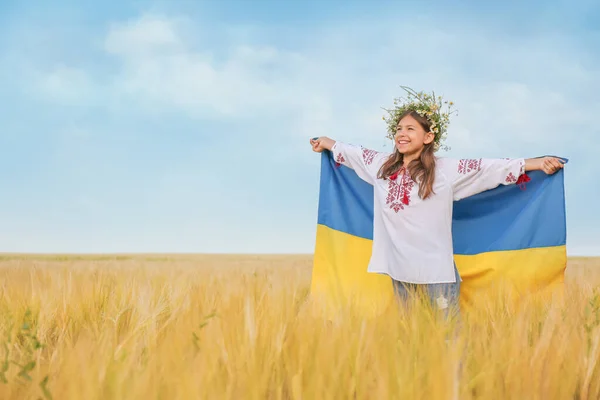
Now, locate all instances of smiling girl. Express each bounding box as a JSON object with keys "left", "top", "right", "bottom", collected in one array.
[{"left": 309, "top": 87, "right": 564, "bottom": 316}]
